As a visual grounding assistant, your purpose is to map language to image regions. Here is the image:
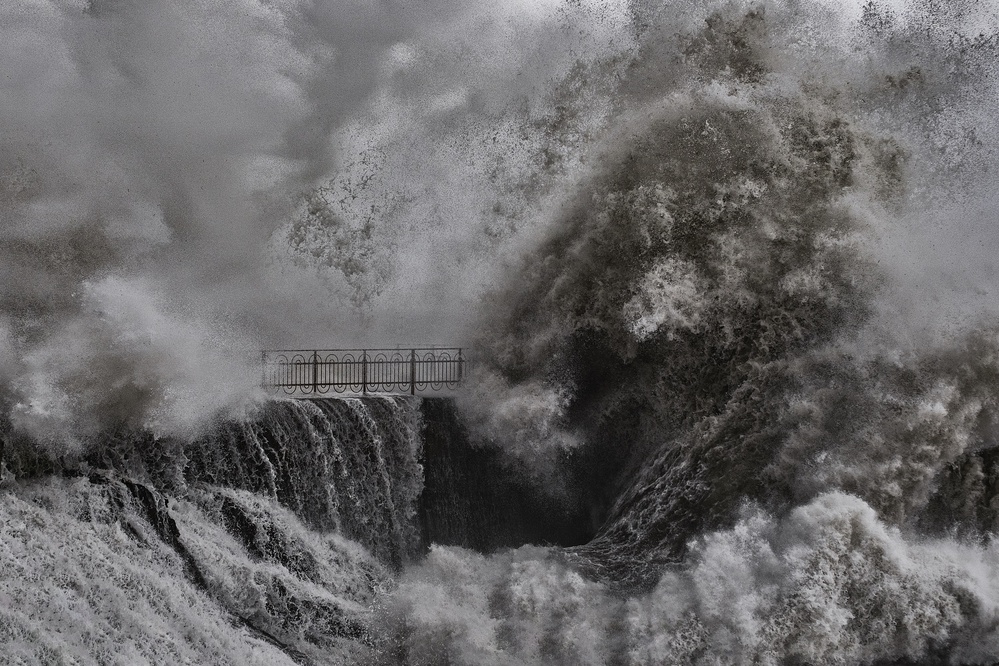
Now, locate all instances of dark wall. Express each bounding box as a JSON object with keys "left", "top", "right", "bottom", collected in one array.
[{"left": 418, "top": 398, "right": 594, "bottom": 552}]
